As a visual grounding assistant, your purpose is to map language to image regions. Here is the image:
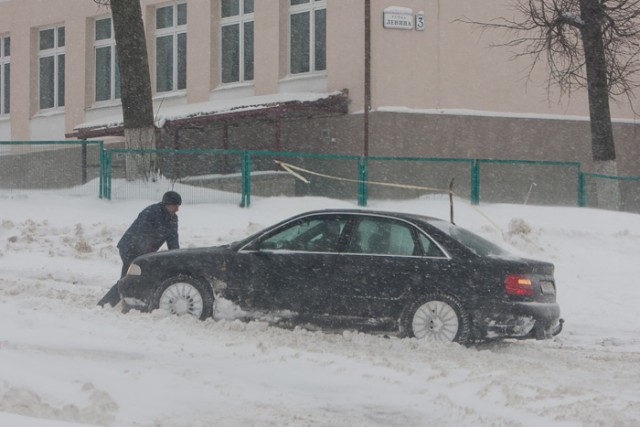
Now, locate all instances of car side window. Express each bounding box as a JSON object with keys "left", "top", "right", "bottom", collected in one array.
[
  {"left": 347, "top": 218, "right": 416, "bottom": 256},
  {"left": 388, "top": 223, "right": 416, "bottom": 256},
  {"left": 259, "top": 217, "right": 346, "bottom": 253},
  {"left": 418, "top": 233, "right": 446, "bottom": 258}
]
